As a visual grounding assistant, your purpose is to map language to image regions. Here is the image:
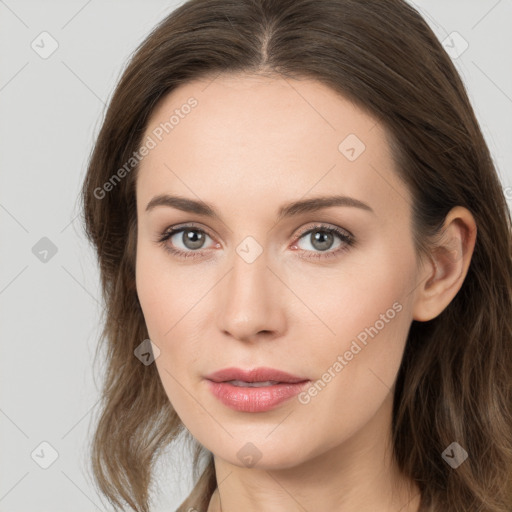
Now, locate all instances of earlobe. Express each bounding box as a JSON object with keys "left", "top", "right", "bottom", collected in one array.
[{"left": 412, "top": 206, "right": 477, "bottom": 322}]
